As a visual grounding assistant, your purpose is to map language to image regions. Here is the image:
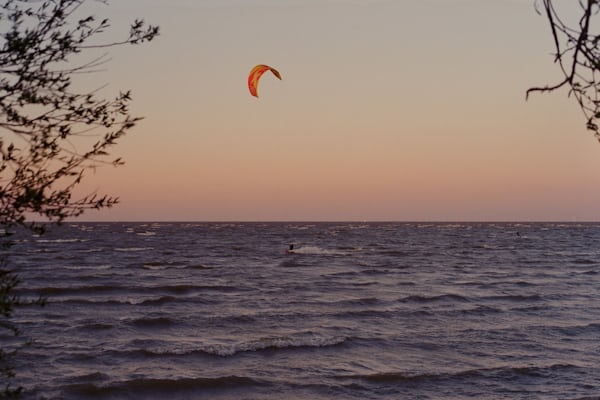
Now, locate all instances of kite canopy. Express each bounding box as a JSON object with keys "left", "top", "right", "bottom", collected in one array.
[{"left": 248, "top": 64, "right": 281, "bottom": 98}]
